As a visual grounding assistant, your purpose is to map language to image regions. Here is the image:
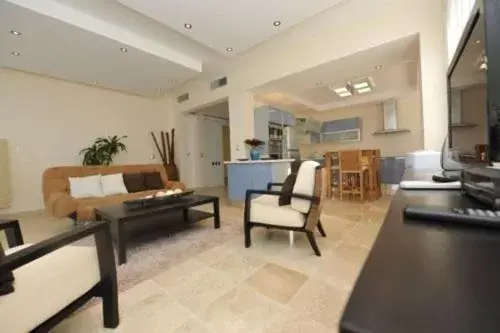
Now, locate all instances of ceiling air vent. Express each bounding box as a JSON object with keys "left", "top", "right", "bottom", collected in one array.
[
  {"left": 210, "top": 76, "right": 228, "bottom": 90},
  {"left": 177, "top": 93, "right": 189, "bottom": 103}
]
